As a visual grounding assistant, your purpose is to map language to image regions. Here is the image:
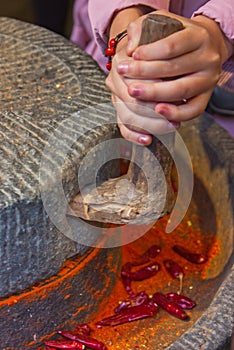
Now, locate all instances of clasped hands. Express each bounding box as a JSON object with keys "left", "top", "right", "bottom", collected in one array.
[{"left": 106, "top": 10, "right": 231, "bottom": 145}]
